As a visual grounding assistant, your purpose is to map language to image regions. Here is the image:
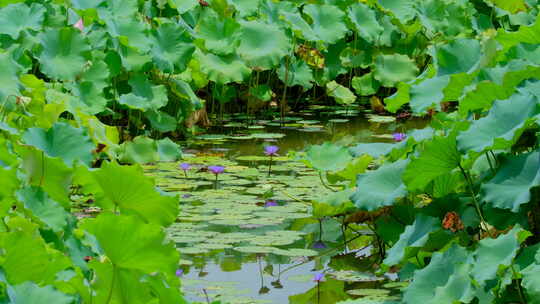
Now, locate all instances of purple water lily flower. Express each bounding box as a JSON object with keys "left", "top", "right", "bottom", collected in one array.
[
  {"left": 180, "top": 163, "right": 191, "bottom": 177},
  {"left": 312, "top": 241, "right": 327, "bottom": 249},
  {"left": 313, "top": 272, "right": 325, "bottom": 282},
  {"left": 392, "top": 132, "right": 407, "bottom": 142},
  {"left": 208, "top": 165, "right": 225, "bottom": 175},
  {"left": 264, "top": 145, "right": 279, "bottom": 156},
  {"left": 175, "top": 269, "right": 183, "bottom": 277},
  {"left": 264, "top": 200, "right": 278, "bottom": 207}
]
